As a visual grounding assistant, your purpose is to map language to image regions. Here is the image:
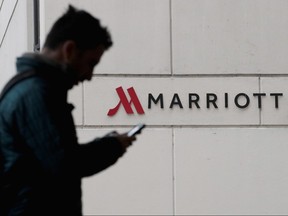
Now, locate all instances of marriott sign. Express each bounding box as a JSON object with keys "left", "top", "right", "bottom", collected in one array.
[
  {"left": 83, "top": 77, "right": 287, "bottom": 126},
  {"left": 107, "top": 86, "right": 283, "bottom": 116}
]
